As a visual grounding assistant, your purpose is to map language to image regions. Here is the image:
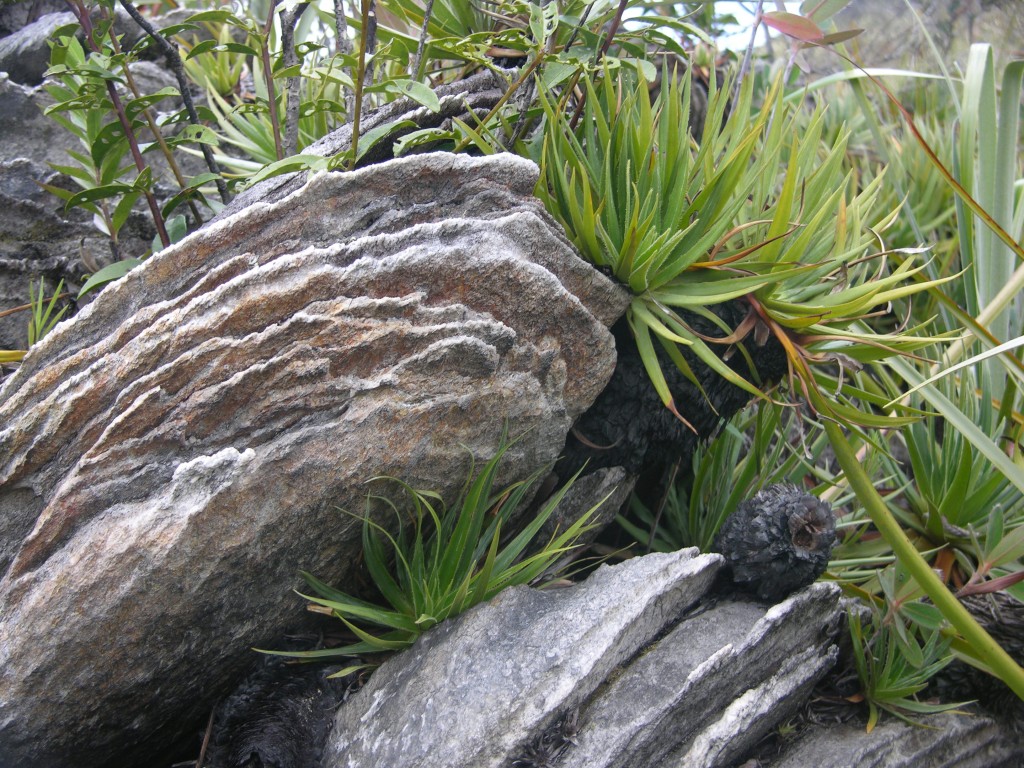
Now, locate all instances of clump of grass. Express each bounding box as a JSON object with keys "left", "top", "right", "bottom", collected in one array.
[
  {"left": 848, "top": 603, "right": 967, "bottom": 732},
  {"left": 266, "top": 434, "right": 606, "bottom": 675},
  {"left": 537, "top": 62, "right": 949, "bottom": 429}
]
